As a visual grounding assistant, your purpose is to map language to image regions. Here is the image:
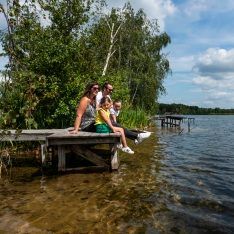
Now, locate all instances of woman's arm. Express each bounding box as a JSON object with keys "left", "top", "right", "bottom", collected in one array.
[{"left": 69, "top": 97, "right": 89, "bottom": 134}]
